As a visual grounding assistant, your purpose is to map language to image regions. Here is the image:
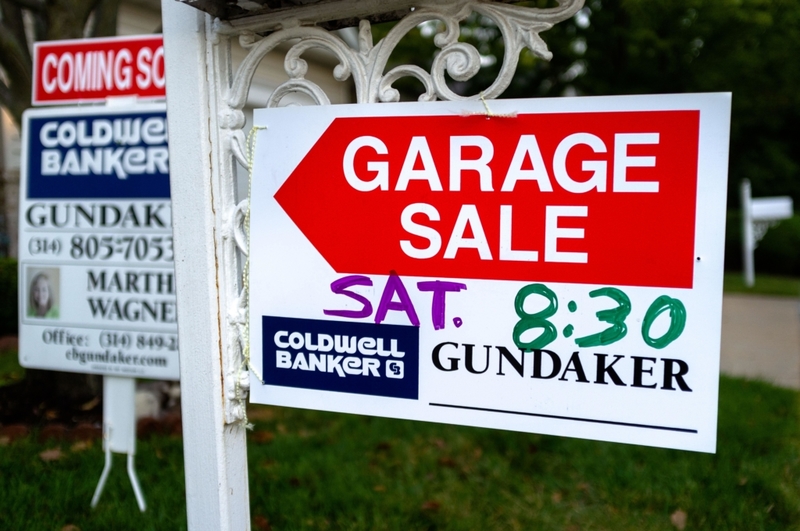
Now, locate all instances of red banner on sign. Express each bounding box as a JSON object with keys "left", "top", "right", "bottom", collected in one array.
[
  {"left": 33, "top": 35, "right": 165, "bottom": 105},
  {"left": 275, "top": 111, "right": 700, "bottom": 289}
]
